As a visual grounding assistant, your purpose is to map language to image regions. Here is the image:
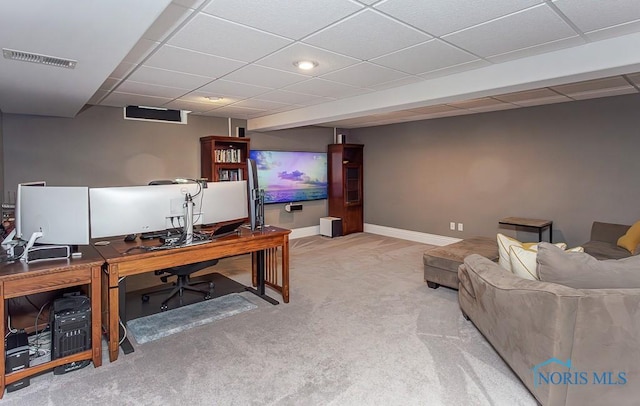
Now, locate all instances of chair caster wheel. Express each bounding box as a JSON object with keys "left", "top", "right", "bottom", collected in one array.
[
  {"left": 141, "top": 295, "right": 149, "bottom": 302},
  {"left": 208, "top": 282, "right": 215, "bottom": 289},
  {"left": 204, "top": 294, "right": 211, "bottom": 300},
  {"left": 160, "top": 304, "right": 168, "bottom": 311}
]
